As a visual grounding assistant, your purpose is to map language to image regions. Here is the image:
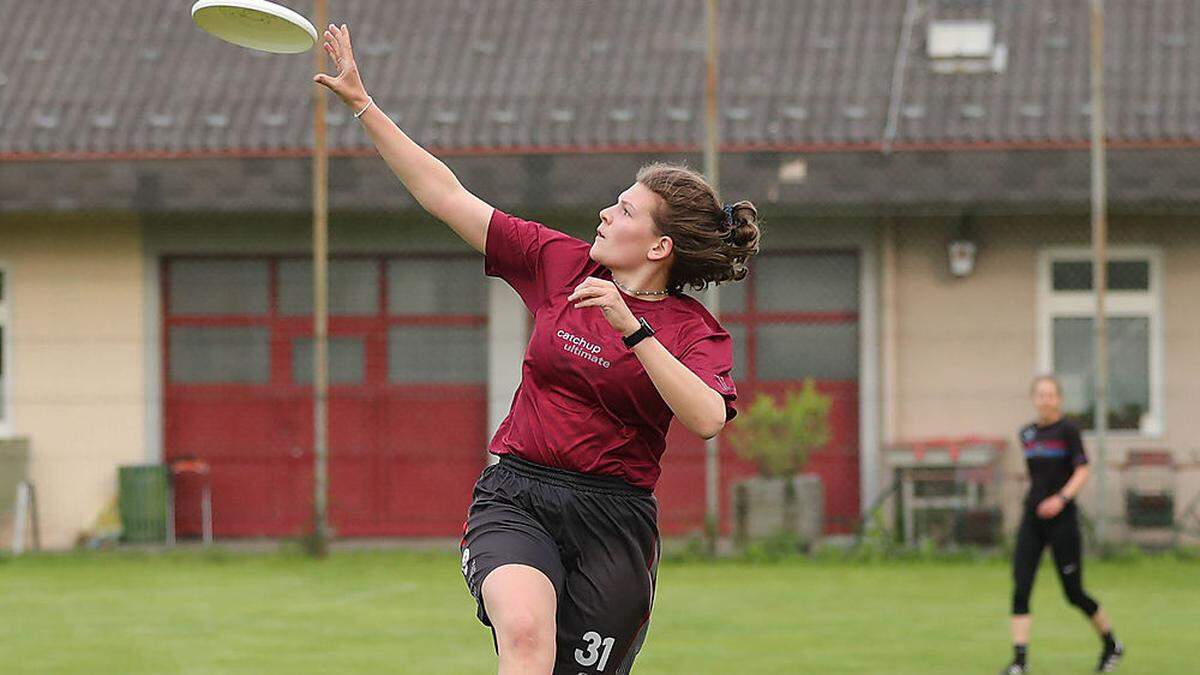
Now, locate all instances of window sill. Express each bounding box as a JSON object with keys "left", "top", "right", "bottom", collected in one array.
[{"left": 1080, "top": 430, "right": 1164, "bottom": 443}]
